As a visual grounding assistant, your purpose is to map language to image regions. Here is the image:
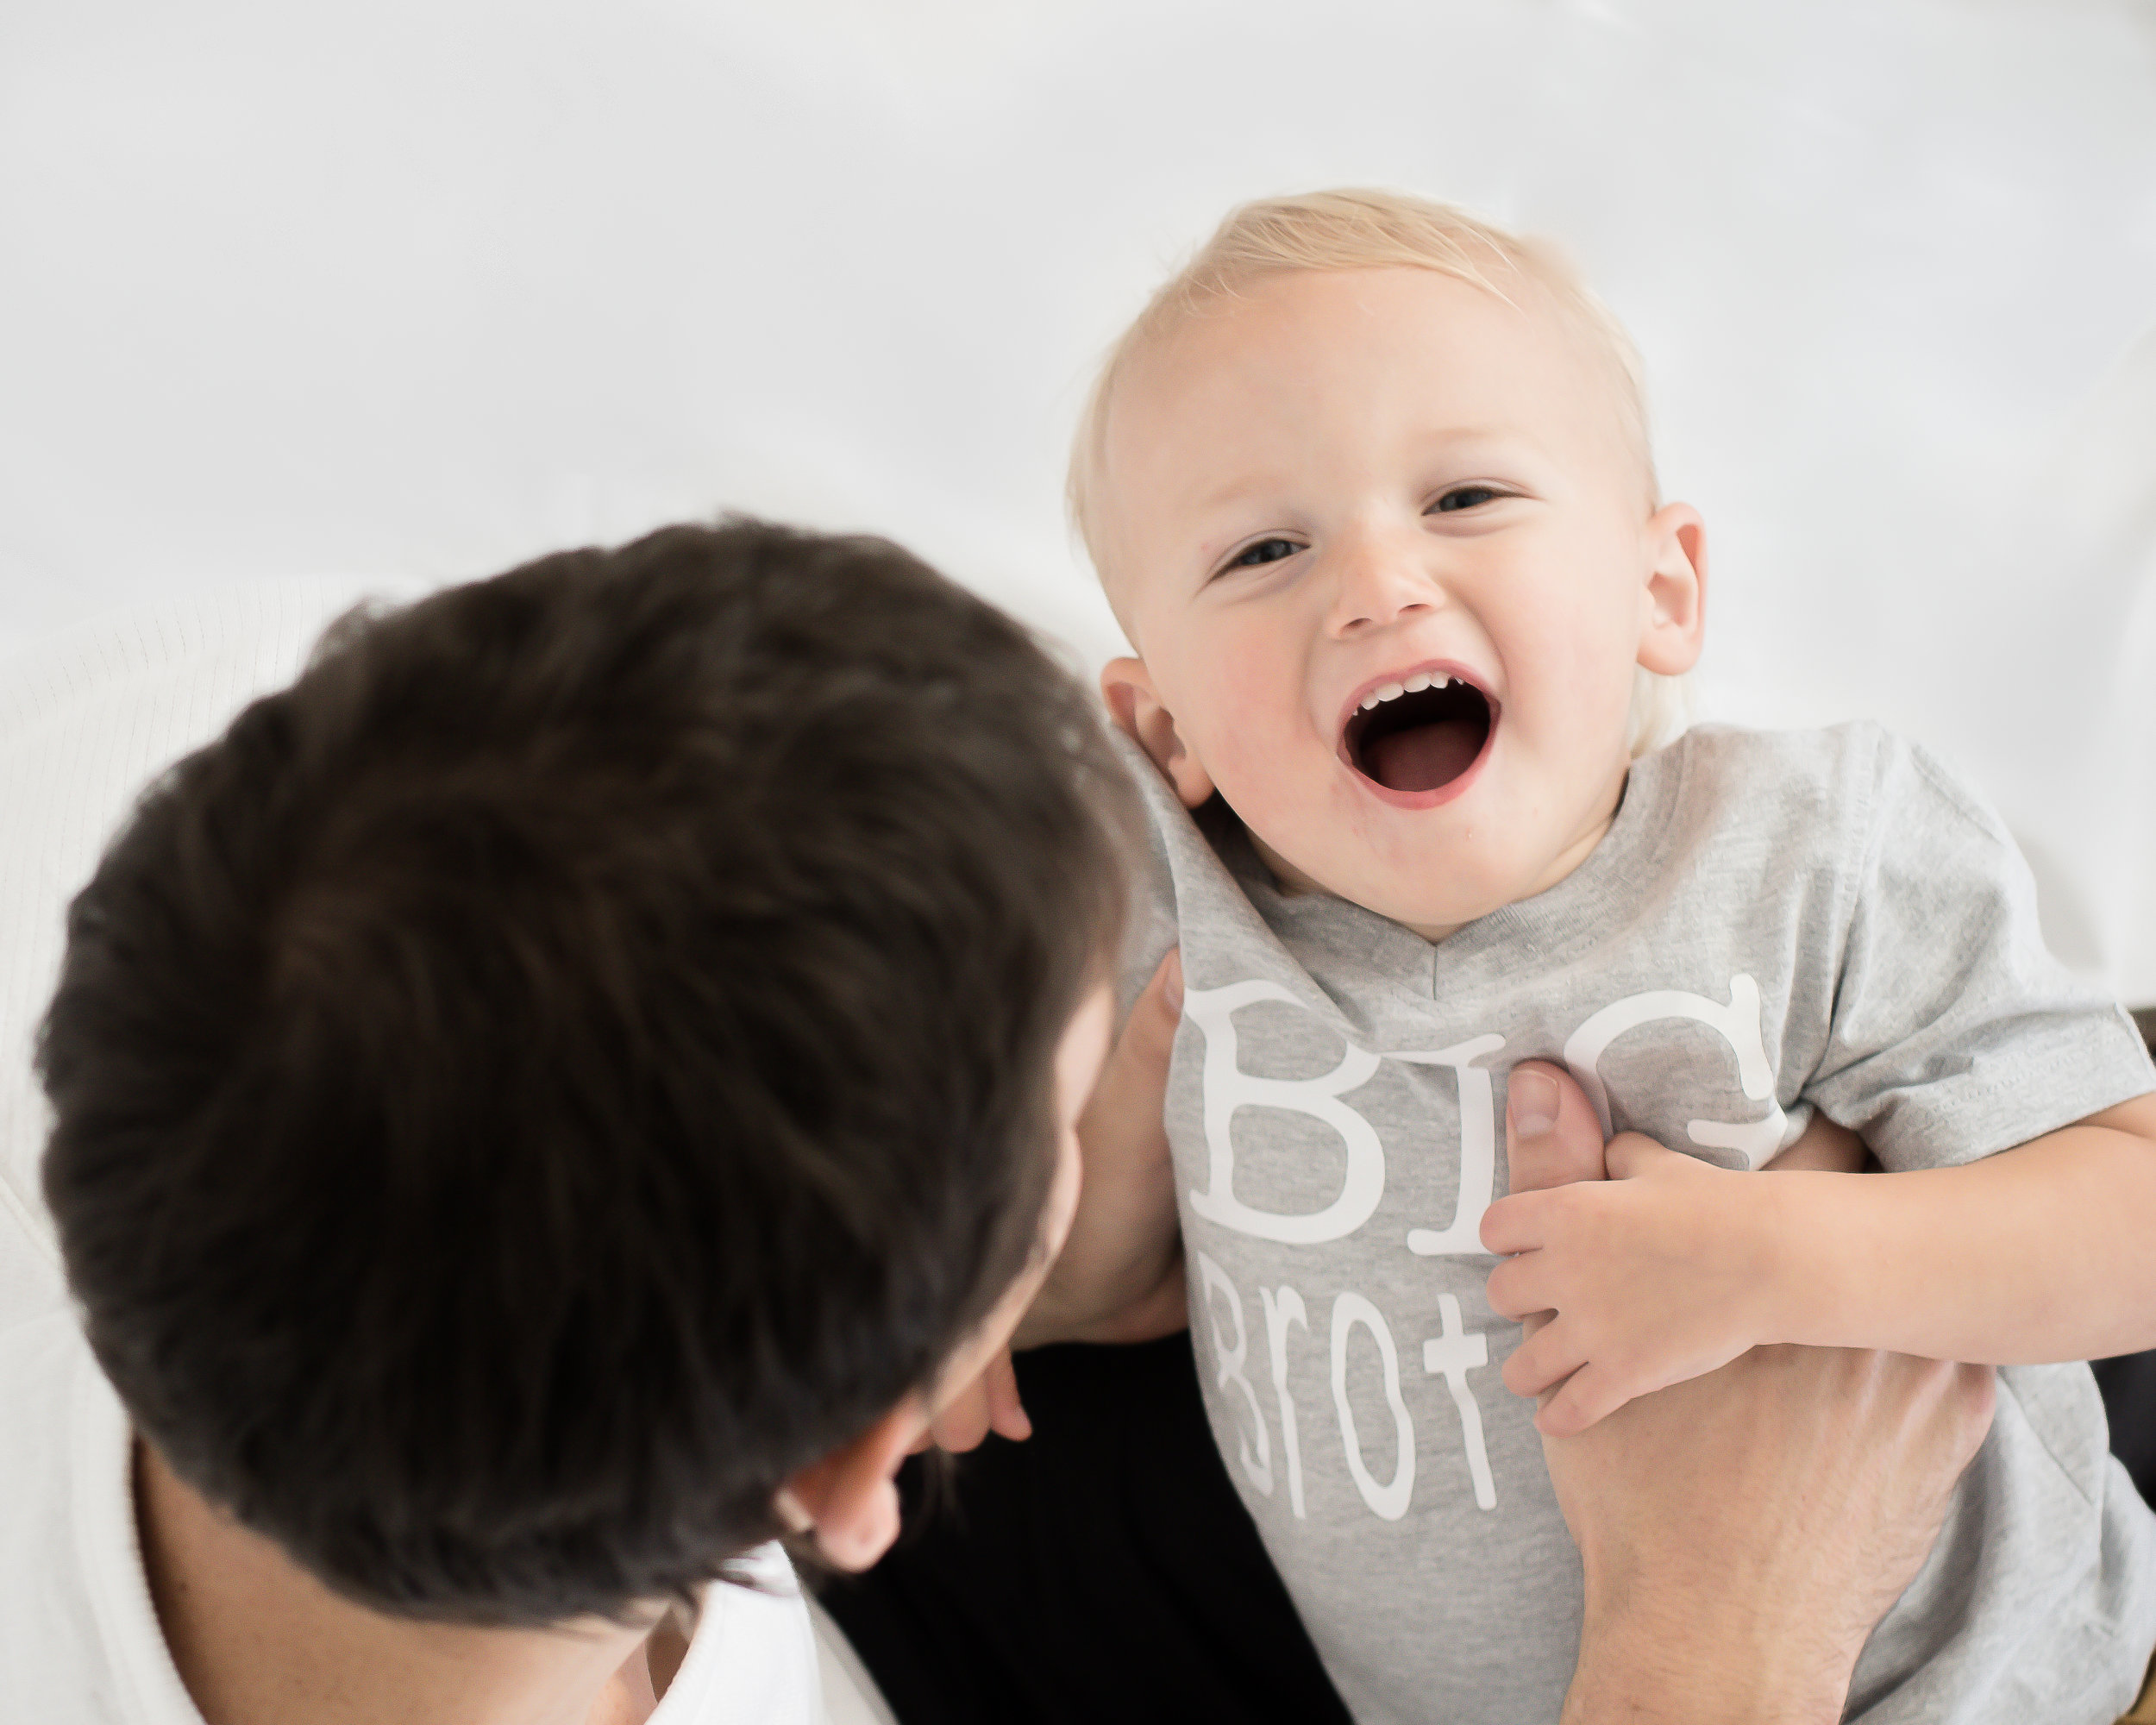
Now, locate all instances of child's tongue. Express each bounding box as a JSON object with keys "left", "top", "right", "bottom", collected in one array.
[{"left": 1367, "top": 718, "right": 1483, "bottom": 794}]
